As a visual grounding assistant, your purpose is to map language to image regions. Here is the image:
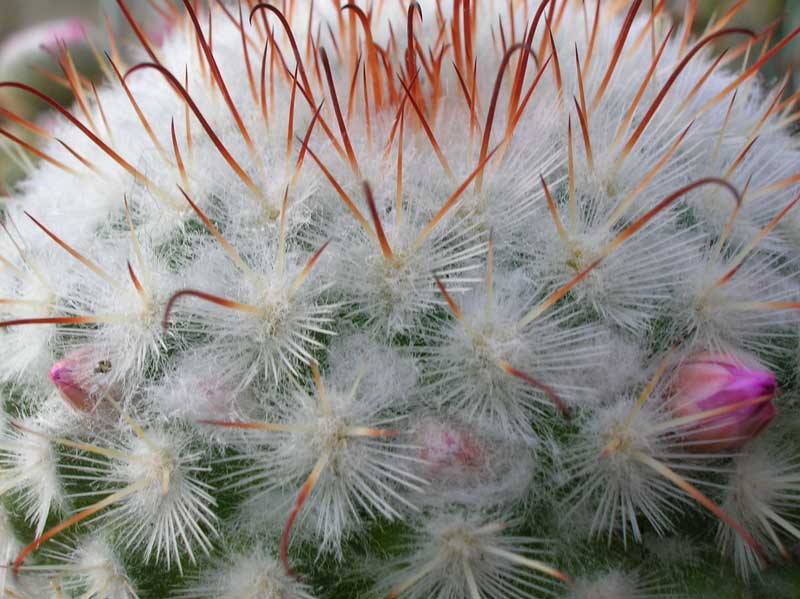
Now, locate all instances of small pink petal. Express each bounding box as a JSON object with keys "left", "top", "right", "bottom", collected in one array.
[
  {"left": 668, "top": 352, "right": 777, "bottom": 452},
  {"left": 49, "top": 357, "right": 91, "bottom": 412}
]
